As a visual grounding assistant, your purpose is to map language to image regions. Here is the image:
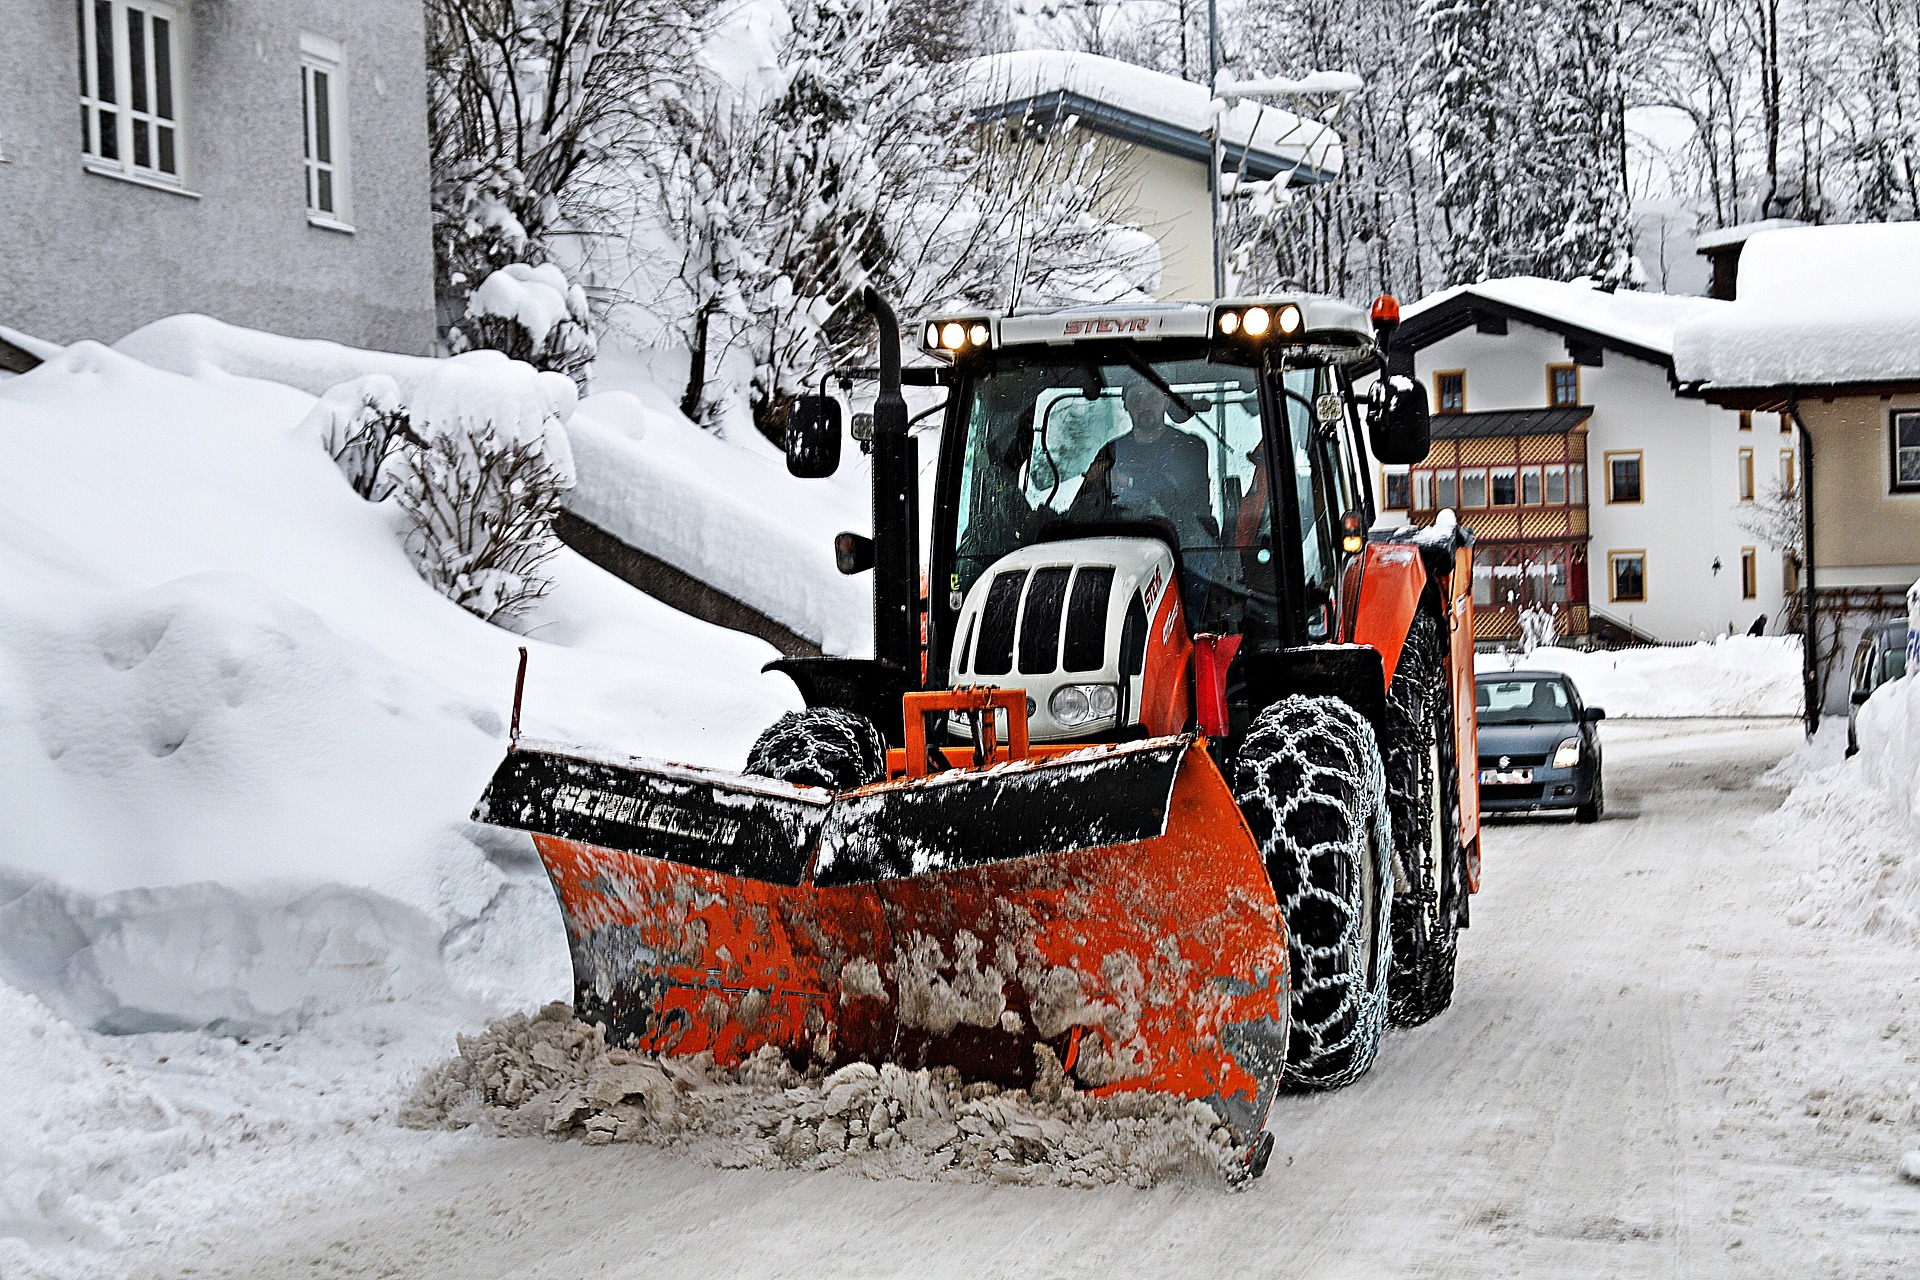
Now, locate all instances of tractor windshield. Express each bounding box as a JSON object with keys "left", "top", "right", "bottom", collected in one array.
[{"left": 952, "top": 347, "right": 1289, "bottom": 644}]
